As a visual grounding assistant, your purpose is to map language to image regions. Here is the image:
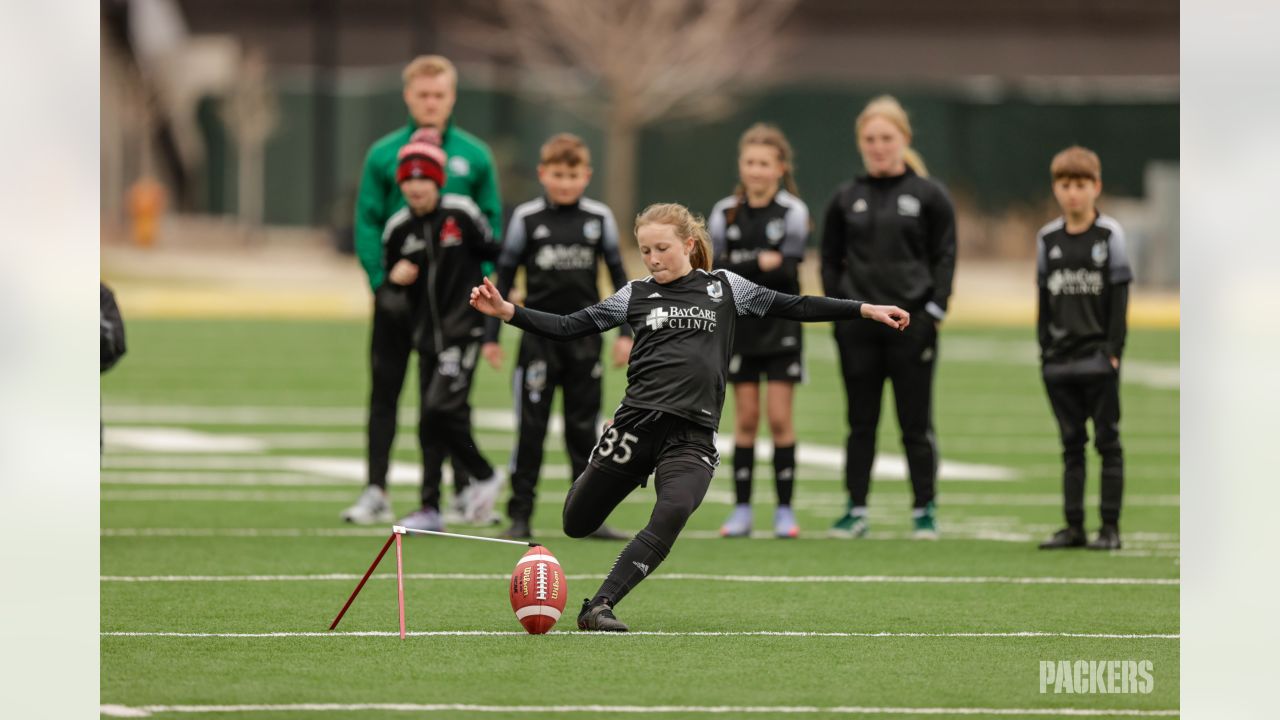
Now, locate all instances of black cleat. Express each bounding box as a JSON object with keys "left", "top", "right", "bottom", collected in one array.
[
  {"left": 577, "top": 598, "right": 629, "bottom": 632},
  {"left": 1087, "top": 524, "right": 1122, "bottom": 550},
  {"left": 1038, "top": 526, "right": 1087, "bottom": 550},
  {"left": 586, "top": 524, "right": 628, "bottom": 541},
  {"left": 501, "top": 517, "right": 533, "bottom": 540}
]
